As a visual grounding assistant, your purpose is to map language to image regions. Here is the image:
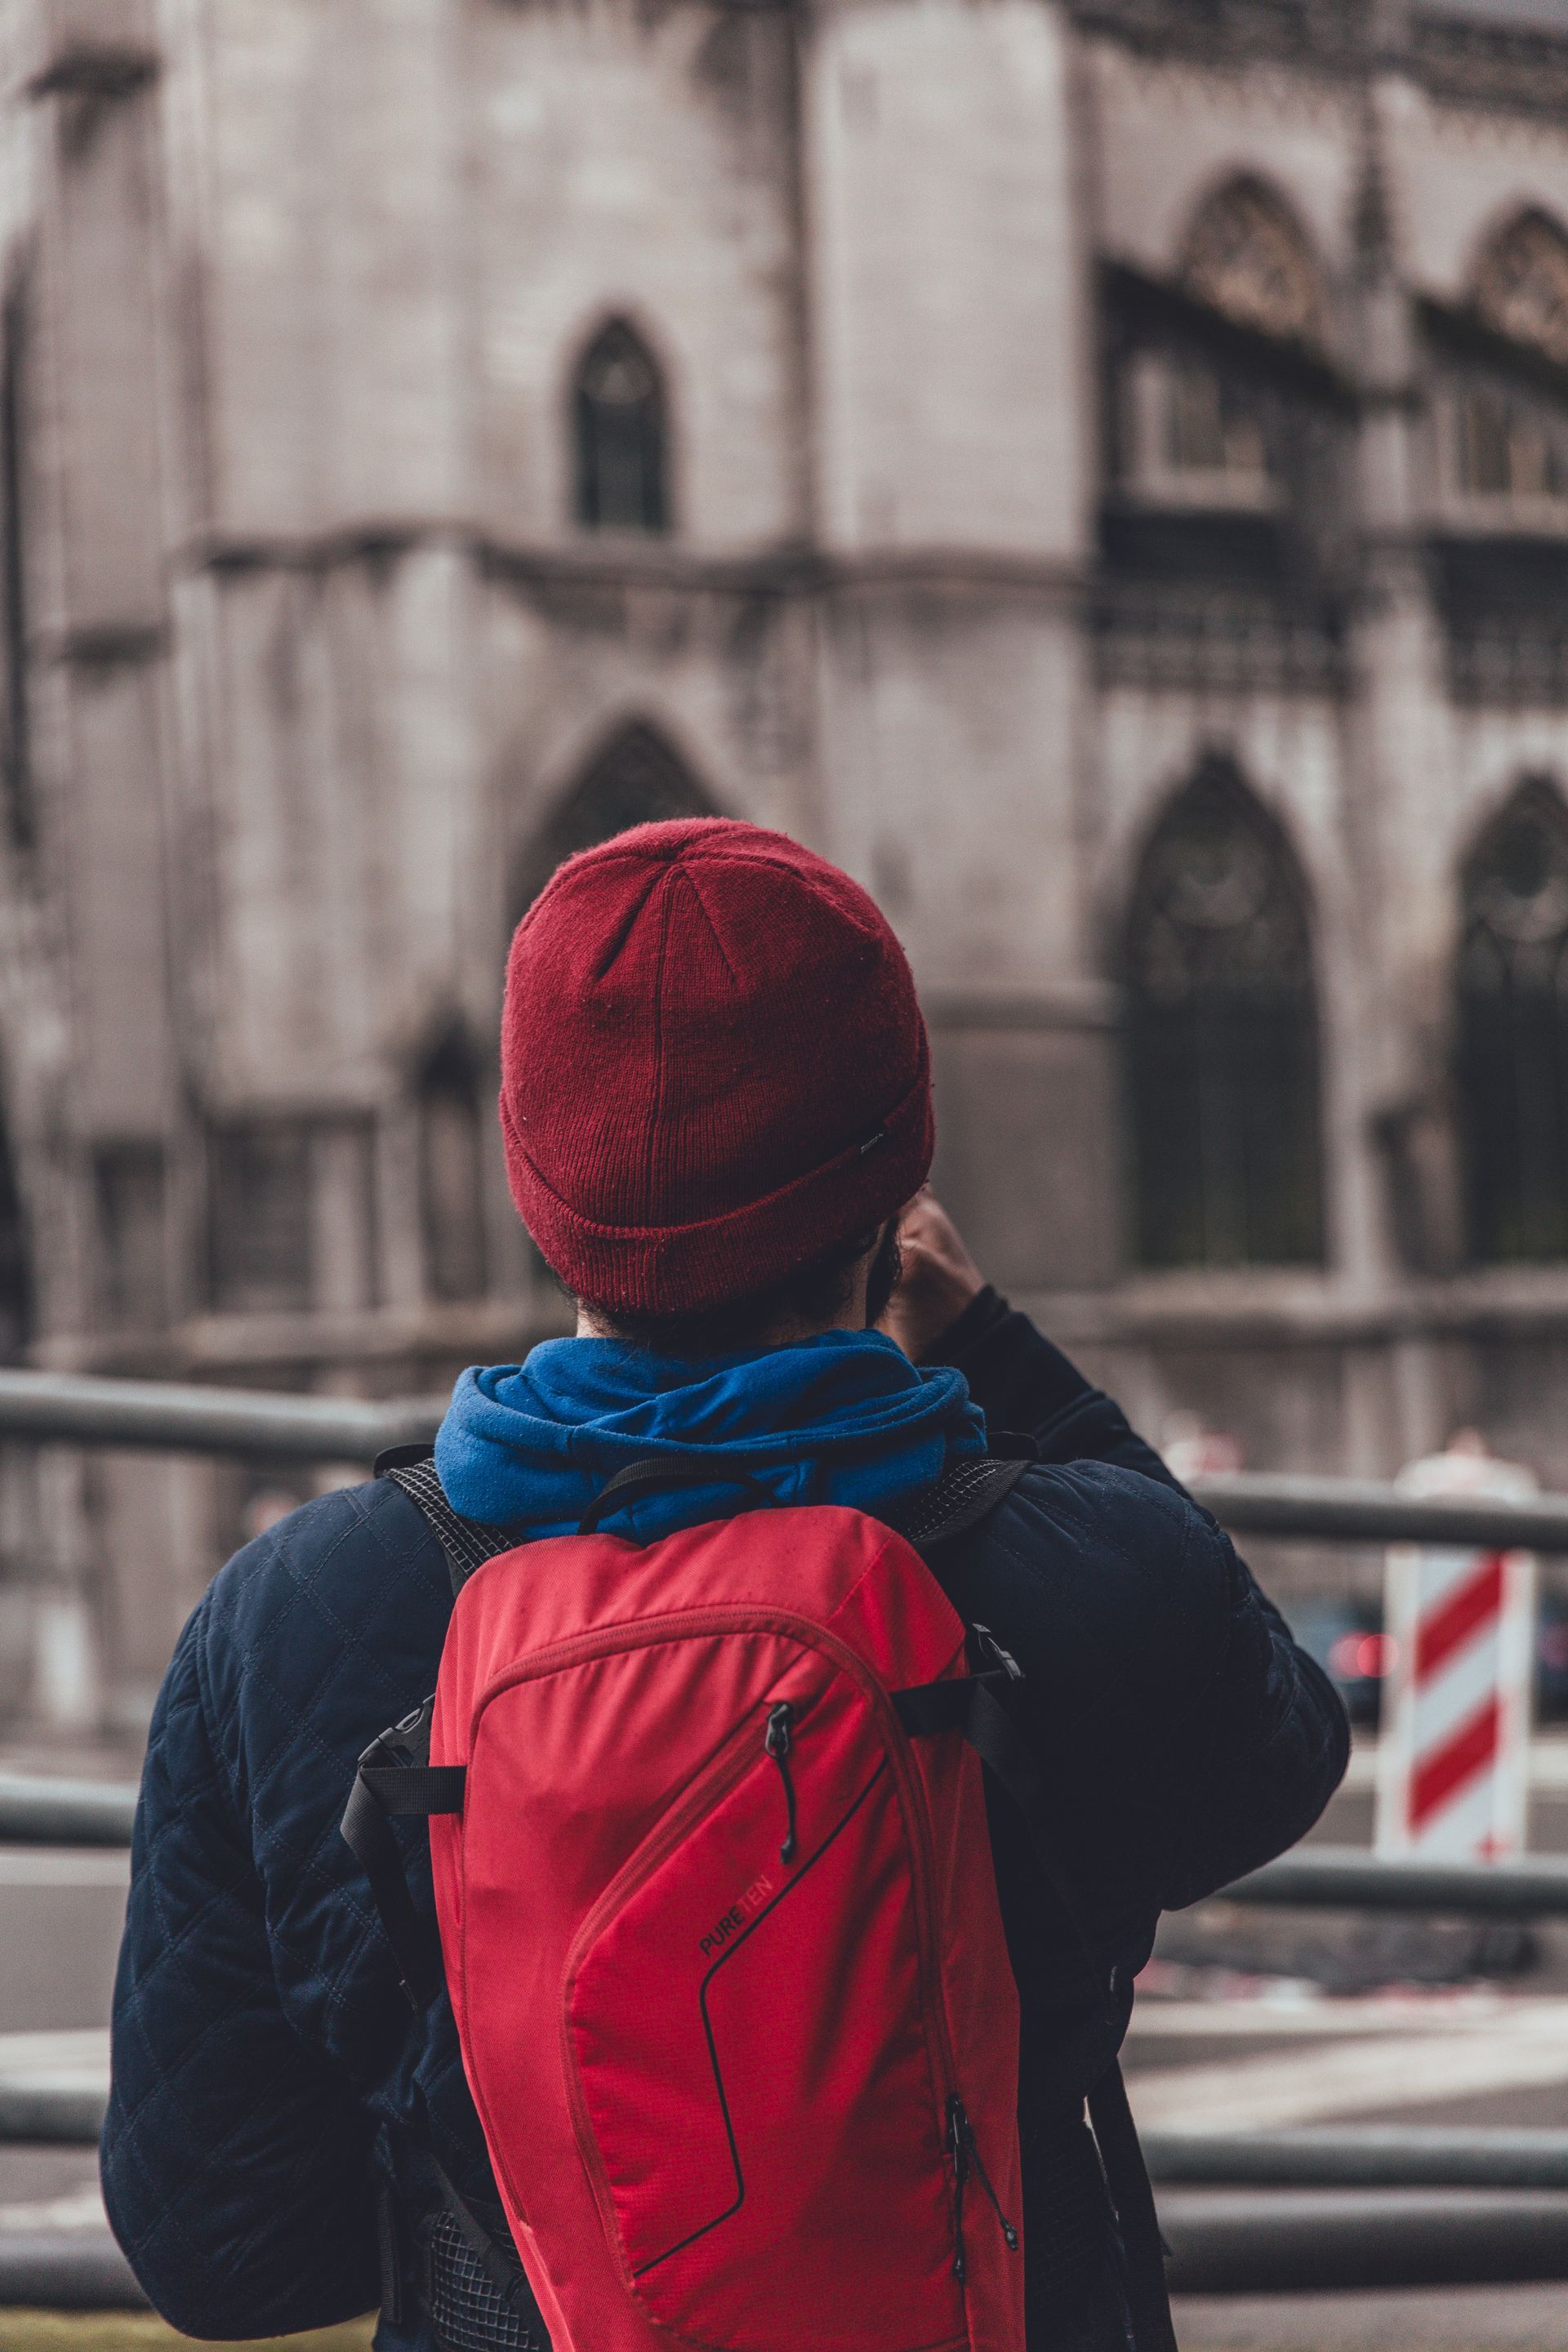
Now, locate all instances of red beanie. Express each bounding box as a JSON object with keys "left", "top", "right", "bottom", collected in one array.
[{"left": 499, "top": 817, "right": 933, "bottom": 1314}]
